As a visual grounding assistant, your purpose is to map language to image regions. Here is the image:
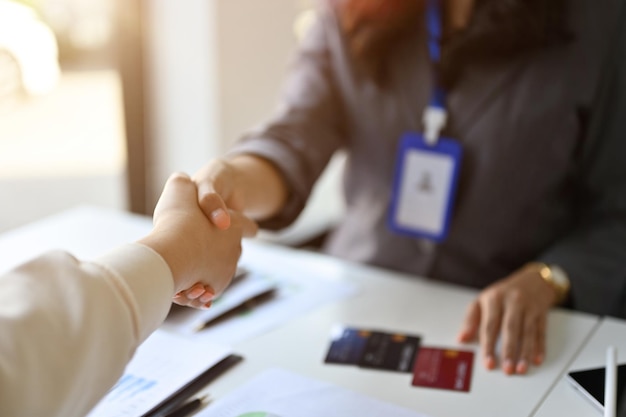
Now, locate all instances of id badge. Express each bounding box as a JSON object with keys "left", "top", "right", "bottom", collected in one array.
[{"left": 388, "top": 132, "right": 462, "bottom": 242}]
